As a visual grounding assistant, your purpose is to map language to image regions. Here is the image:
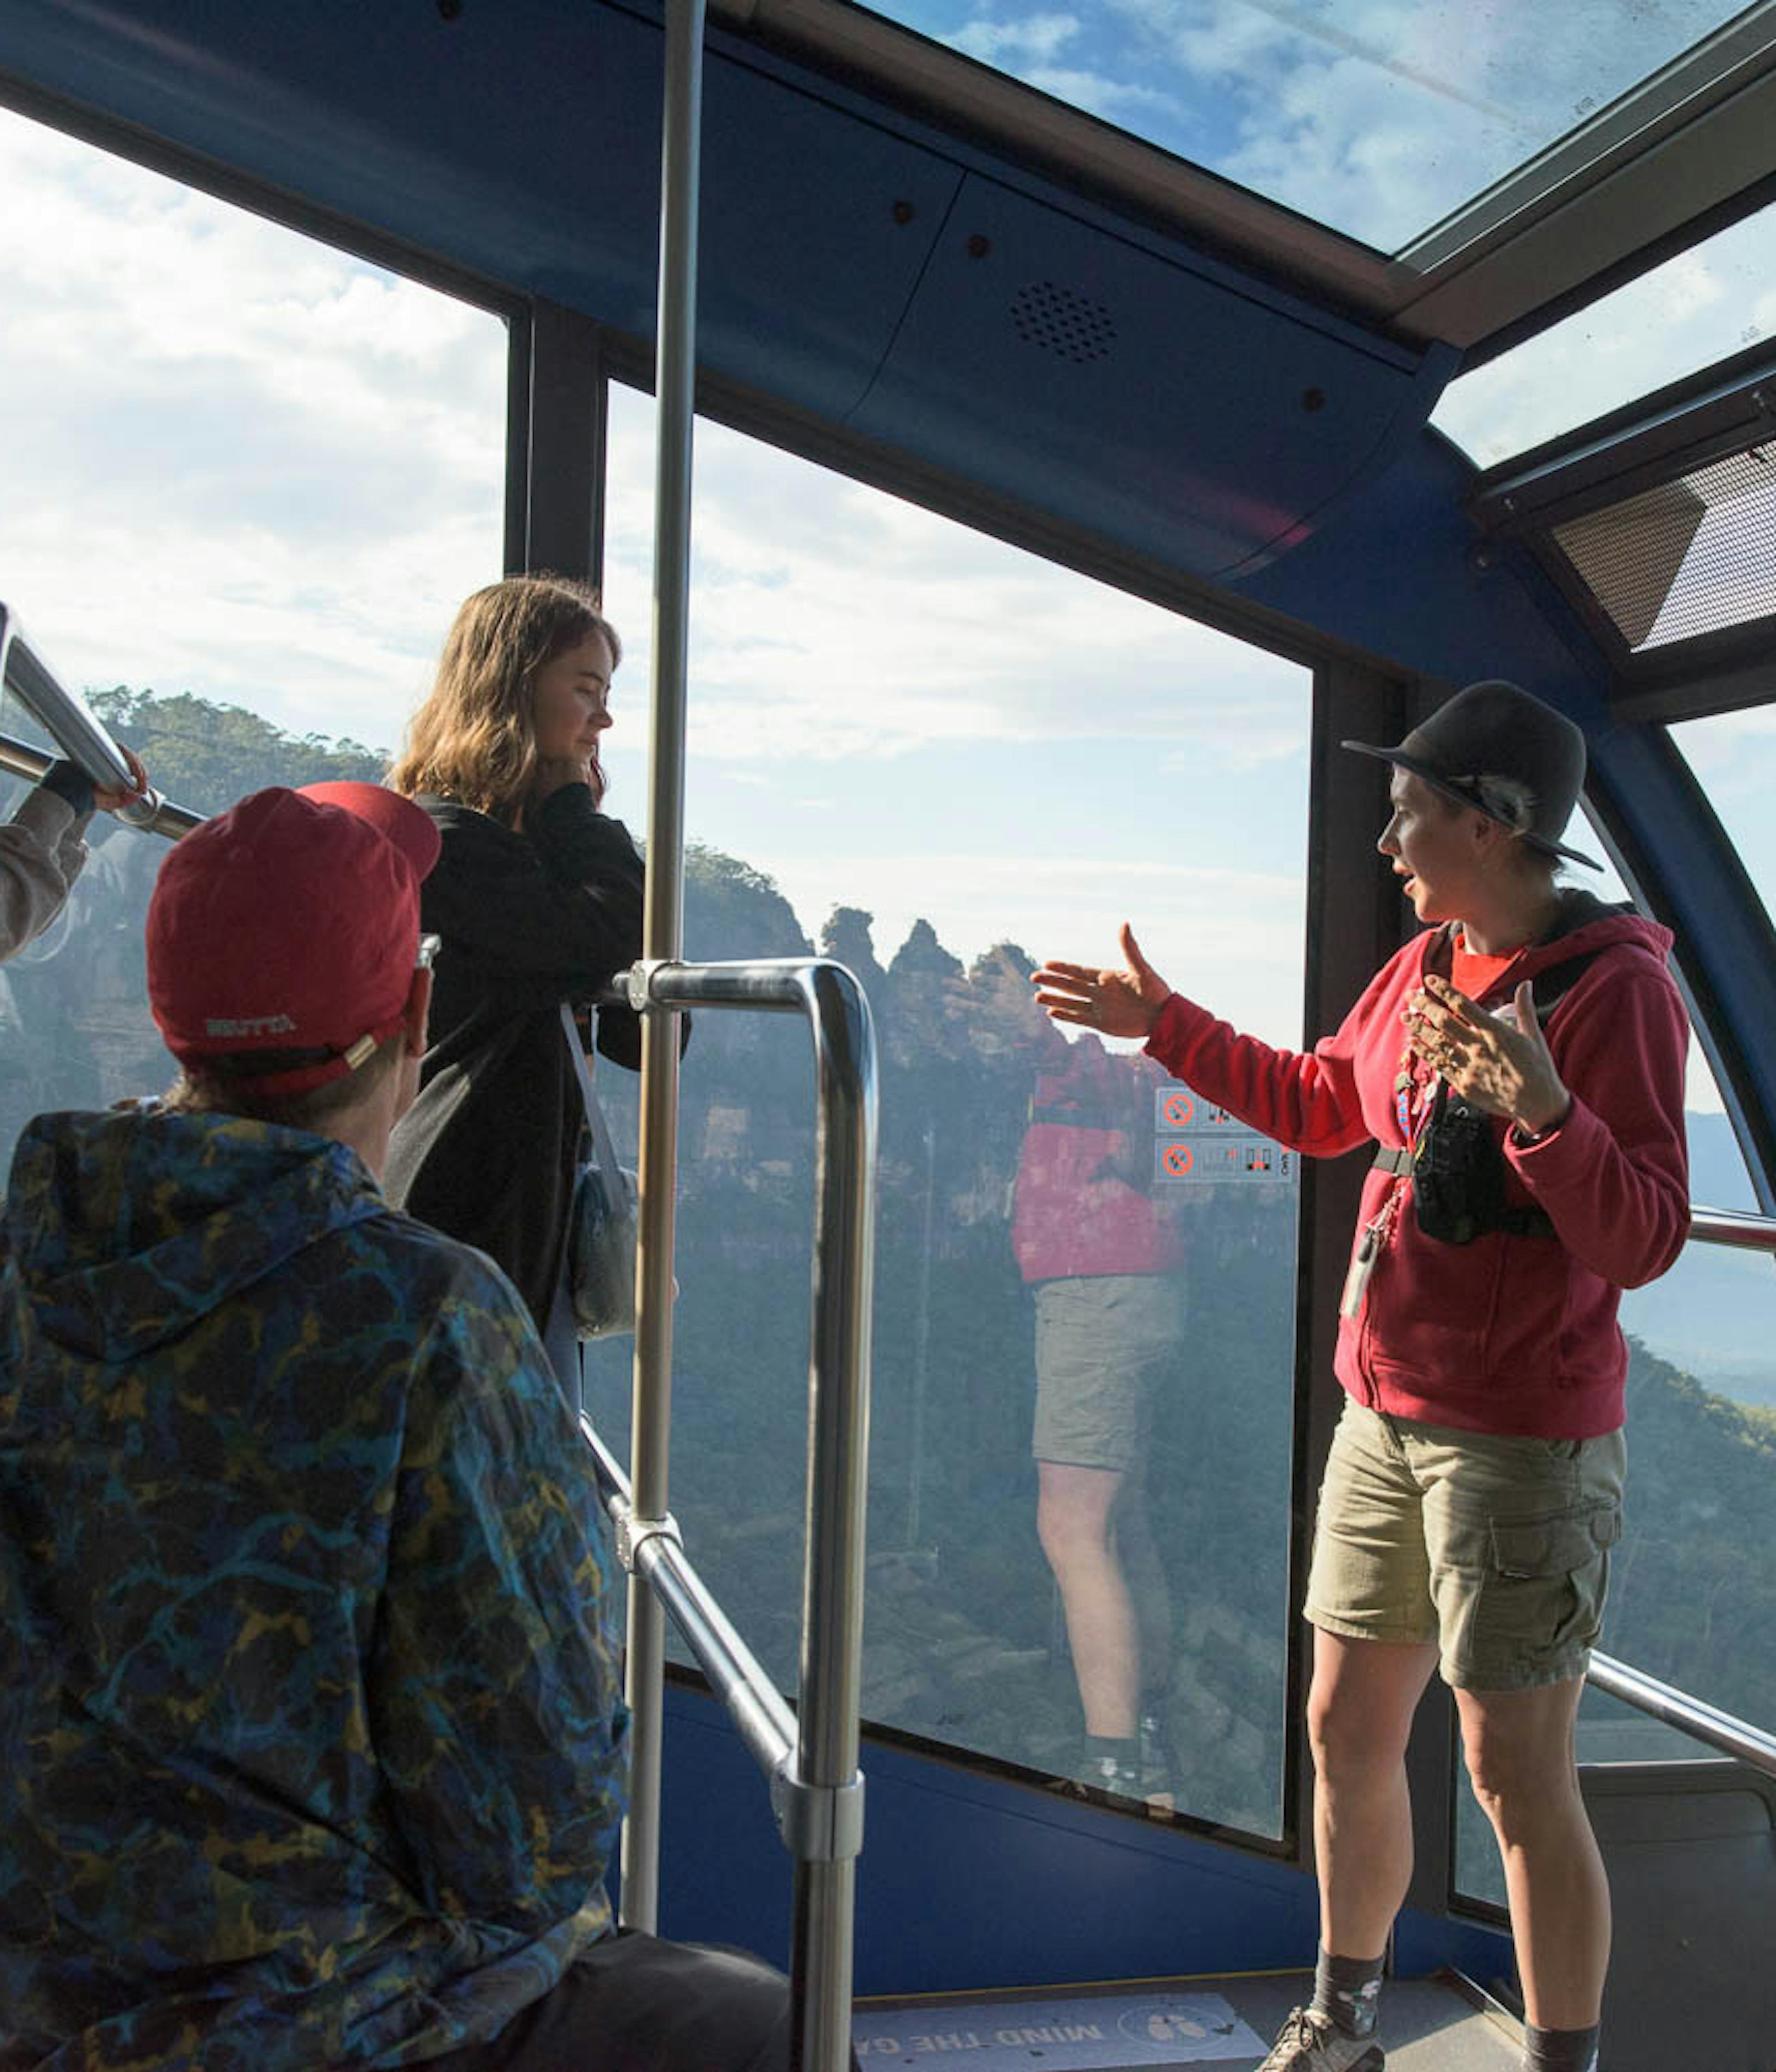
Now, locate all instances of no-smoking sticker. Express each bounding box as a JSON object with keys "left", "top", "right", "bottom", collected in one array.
[
  {"left": 1160, "top": 1141, "right": 1195, "bottom": 1175},
  {"left": 1161, "top": 1091, "right": 1194, "bottom": 1128}
]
